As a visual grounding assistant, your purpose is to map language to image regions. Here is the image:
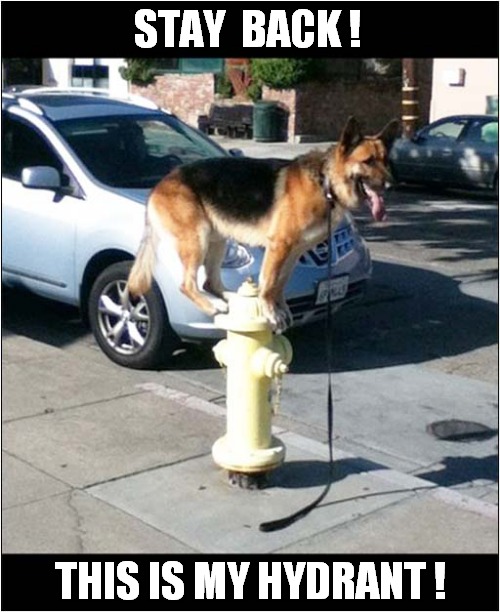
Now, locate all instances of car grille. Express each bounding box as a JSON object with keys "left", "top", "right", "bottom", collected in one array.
[
  {"left": 299, "top": 226, "right": 355, "bottom": 267},
  {"left": 288, "top": 280, "right": 367, "bottom": 323}
]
